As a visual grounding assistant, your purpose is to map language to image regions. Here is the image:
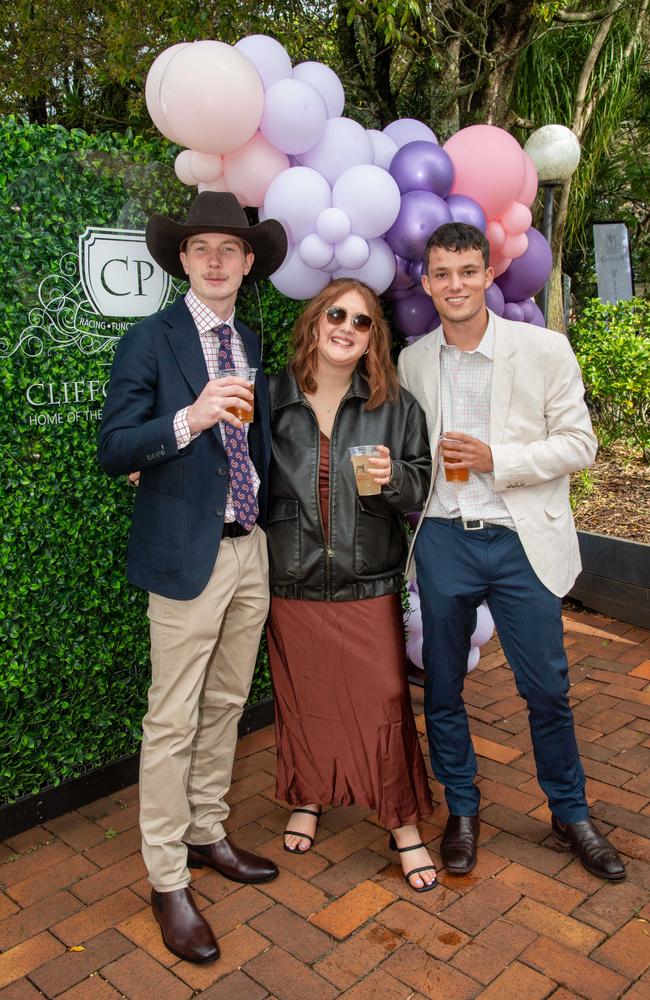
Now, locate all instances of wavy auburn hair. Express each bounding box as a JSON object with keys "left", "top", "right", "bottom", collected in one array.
[{"left": 290, "top": 278, "right": 399, "bottom": 410}]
